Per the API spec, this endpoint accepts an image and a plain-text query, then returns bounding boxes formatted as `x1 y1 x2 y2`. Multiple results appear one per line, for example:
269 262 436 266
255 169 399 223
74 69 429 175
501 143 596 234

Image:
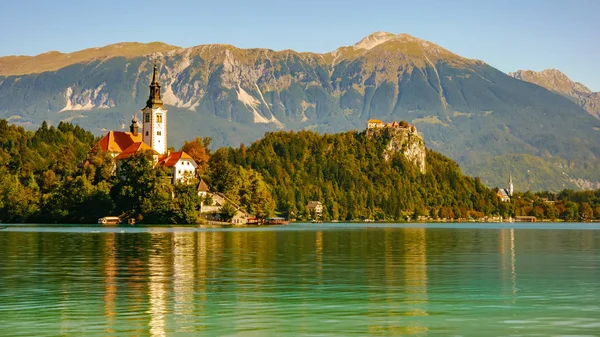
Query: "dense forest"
0 119 599 223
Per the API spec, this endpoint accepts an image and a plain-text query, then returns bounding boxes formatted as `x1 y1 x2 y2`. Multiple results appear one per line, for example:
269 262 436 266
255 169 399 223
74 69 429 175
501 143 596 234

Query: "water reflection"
173 232 195 333
402 228 428 334
1 225 599 336
316 231 323 284
148 233 170 337
103 233 117 334
499 228 518 299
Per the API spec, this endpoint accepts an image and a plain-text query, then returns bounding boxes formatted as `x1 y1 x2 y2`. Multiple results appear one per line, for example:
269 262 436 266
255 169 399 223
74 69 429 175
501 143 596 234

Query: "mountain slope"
0 42 180 76
1 33 600 191
509 69 600 119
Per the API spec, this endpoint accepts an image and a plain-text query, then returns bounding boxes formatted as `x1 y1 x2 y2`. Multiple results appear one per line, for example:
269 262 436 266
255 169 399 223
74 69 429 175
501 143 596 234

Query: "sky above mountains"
2 0 599 91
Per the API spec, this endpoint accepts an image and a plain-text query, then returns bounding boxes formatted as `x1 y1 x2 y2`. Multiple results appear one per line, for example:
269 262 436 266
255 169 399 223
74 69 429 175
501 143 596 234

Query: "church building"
95 61 197 184
497 175 514 202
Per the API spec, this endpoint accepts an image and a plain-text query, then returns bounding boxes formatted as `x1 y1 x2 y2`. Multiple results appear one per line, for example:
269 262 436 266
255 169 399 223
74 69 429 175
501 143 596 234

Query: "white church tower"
508 174 514 197
142 61 167 155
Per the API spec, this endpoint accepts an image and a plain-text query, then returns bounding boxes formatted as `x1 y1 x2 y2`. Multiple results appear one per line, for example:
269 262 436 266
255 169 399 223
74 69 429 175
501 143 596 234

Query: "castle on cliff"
367 119 417 133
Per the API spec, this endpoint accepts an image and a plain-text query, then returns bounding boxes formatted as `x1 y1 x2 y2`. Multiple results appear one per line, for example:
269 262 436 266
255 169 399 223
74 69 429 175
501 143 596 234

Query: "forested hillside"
1 120 599 223
214 129 503 220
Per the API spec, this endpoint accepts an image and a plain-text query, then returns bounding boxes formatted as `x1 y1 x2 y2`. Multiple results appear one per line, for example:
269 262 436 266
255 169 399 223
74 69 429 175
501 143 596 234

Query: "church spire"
151 60 158 84
146 60 163 109
508 174 514 197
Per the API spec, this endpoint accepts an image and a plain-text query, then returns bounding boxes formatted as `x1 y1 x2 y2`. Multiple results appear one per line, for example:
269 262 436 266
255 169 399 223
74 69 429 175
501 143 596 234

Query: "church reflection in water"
148 233 170 337
499 228 518 300
172 232 195 332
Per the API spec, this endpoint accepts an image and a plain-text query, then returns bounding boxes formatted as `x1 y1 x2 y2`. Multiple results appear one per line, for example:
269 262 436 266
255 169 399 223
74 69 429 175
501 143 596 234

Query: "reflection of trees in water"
316 231 323 285
103 233 117 334
400 228 429 335
9 227 600 336
365 228 429 335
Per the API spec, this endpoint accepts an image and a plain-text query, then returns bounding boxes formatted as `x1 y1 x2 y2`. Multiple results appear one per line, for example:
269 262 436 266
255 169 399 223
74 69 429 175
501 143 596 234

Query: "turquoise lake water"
0 223 599 336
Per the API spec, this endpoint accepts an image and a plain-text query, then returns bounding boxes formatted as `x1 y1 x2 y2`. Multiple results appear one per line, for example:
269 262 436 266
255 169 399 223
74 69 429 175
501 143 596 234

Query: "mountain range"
1 32 600 192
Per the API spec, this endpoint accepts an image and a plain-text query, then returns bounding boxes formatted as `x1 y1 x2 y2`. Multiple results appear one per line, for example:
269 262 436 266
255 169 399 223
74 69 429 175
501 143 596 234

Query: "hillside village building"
307 201 323 218
94 62 197 184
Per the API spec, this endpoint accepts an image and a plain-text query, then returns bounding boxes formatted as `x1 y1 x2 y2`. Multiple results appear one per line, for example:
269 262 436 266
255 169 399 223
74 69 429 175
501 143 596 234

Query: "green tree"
220 202 237 222
171 181 203 224
561 202 580 221
111 151 174 223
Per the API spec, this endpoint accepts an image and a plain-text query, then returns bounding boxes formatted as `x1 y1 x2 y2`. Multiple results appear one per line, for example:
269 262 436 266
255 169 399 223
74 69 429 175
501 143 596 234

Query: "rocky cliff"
367 122 426 174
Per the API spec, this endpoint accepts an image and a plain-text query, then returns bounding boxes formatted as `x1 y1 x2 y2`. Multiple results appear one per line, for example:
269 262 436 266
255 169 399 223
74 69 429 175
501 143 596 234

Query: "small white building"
158 151 198 185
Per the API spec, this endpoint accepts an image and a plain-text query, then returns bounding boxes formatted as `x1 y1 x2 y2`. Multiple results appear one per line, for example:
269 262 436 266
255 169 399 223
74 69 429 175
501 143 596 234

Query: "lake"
1 223 599 336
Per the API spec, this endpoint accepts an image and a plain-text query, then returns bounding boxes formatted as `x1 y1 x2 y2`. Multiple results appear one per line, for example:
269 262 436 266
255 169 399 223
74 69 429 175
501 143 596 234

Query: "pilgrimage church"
95 62 197 184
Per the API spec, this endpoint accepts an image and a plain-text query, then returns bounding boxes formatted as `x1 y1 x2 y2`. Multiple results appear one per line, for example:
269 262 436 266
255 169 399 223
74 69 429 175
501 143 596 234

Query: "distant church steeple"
508 174 514 197
142 60 168 155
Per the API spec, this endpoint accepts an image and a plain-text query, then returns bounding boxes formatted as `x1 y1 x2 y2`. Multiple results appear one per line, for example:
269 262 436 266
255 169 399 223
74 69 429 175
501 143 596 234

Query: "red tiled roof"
114 142 158 160
157 151 196 168
97 131 142 153
198 178 210 192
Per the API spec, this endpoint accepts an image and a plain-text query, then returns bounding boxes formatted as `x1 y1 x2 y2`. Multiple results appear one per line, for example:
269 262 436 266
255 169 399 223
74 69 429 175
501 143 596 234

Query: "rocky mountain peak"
509 69 592 94
353 31 397 50
509 68 599 119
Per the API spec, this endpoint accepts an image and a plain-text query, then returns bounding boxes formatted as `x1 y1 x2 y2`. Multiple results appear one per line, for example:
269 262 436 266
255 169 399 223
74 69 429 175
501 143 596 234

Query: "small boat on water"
98 216 121 225
265 217 290 225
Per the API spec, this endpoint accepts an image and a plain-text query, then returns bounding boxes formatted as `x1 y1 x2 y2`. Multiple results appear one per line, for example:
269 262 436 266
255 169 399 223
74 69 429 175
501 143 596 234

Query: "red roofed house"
93 61 198 185
96 122 142 157
114 142 159 161
157 151 198 184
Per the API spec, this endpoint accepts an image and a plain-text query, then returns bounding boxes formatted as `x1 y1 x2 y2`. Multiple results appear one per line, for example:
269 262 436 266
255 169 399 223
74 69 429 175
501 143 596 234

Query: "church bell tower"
142 61 167 155
508 174 514 197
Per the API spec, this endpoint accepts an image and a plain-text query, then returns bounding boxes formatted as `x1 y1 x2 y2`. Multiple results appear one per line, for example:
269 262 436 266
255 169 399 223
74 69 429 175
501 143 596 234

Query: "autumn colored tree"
181 137 211 175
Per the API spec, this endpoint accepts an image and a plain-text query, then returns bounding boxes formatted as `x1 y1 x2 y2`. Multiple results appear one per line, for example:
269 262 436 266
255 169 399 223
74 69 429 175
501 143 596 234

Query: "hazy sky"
2 0 599 90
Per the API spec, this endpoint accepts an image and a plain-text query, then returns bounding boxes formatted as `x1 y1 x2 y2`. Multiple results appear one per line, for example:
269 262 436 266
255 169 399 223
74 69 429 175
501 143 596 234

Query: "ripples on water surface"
0 223 599 336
